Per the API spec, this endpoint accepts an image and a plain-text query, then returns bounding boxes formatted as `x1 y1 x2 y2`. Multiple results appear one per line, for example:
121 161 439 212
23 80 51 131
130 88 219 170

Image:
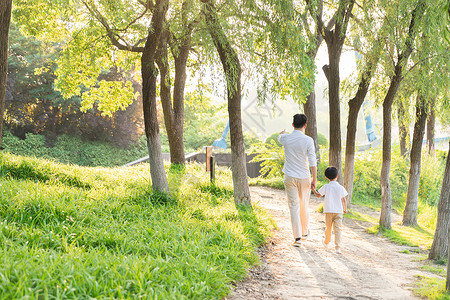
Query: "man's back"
278 130 316 179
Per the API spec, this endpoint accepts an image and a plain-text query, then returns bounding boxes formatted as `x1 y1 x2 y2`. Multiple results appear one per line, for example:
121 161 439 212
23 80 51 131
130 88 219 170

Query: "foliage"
180 90 227 151
317 132 328 148
6 24 143 147
0 152 273 298
414 275 450 300
250 139 284 178
248 177 284 190
1 130 149 167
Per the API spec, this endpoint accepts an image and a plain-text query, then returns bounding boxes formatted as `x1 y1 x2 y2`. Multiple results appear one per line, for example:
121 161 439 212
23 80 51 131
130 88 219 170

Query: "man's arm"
310 166 317 190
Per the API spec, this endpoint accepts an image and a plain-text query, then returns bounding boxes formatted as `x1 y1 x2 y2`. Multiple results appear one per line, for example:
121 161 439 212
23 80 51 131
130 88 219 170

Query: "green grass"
414 275 450 300
248 177 284 189
367 223 433 249
420 264 447 276
0 152 274 298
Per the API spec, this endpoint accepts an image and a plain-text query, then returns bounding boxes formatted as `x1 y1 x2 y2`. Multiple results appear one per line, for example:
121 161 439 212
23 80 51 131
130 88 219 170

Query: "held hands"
280 129 287 134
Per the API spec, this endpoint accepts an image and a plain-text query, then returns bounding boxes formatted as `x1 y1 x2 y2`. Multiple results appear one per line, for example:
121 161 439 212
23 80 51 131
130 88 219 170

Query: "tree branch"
81 0 144 53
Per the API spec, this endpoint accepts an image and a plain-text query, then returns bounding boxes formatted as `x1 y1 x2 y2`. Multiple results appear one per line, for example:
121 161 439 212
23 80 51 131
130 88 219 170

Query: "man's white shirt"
278 130 317 179
318 181 348 213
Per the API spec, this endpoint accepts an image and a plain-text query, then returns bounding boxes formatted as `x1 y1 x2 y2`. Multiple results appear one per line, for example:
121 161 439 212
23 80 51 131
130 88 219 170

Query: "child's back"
313 167 348 253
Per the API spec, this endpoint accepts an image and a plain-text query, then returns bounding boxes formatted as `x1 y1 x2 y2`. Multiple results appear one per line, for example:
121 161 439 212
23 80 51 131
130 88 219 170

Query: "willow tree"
429 142 450 261
156 1 199 166
199 0 250 205
399 2 450 226
14 0 170 192
342 1 387 203
378 0 426 229
306 0 355 184
300 1 336 163
0 0 12 148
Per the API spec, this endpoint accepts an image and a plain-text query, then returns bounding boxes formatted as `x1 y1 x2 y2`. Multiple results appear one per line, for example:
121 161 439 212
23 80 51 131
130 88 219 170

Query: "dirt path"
227 186 431 300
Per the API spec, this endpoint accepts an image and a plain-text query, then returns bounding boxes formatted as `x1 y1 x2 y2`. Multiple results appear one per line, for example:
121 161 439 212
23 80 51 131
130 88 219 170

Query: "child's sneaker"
292 238 302 247
336 249 342 254
322 240 329 249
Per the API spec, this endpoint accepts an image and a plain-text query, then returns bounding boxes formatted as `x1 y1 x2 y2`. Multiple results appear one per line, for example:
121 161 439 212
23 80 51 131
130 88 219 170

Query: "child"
312 167 348 254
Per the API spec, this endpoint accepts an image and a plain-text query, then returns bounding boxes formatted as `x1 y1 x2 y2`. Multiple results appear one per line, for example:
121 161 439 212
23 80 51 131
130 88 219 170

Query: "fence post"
205 146 213 171
210 156 215 184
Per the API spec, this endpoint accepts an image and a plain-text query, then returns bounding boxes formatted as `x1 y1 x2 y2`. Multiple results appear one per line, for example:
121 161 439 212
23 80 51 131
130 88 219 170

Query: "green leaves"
81 80 136 117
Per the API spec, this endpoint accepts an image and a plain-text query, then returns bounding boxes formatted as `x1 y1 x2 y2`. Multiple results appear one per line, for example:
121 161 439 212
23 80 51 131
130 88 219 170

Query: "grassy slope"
0 153 274 299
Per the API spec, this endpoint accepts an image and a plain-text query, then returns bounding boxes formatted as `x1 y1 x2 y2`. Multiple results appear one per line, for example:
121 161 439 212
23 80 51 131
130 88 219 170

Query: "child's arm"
312 188 322 198
341 196 347 213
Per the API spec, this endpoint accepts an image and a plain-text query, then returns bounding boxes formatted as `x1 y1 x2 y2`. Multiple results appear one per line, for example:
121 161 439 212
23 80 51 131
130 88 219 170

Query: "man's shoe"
292 238 302 247
302 230 310 240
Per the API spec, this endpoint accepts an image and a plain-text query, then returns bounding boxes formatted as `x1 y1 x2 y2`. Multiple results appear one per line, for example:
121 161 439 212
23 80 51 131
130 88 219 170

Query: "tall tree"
15 0 171 192
307 0 355 184
139 0 170 192
343 30 381 203
300 1 337 164
0 0 12 148
201 0 250 205
426 104 435 154
402 94 427 225
379 0 426 229
397 100 410 157
156 1 197 166
429 141 450 261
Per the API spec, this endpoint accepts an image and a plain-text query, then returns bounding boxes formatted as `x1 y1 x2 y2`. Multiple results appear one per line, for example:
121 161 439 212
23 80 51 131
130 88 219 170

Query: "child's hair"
324 167 338 180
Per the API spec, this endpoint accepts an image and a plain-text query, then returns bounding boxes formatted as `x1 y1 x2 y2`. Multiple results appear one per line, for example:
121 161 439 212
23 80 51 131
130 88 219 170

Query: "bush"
1 130 149 167
250 139 284 178
317 132 328 147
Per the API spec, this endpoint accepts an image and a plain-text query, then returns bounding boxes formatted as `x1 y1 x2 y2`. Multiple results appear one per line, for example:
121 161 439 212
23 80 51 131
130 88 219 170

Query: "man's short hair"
293 114 307 128
324 167 338 180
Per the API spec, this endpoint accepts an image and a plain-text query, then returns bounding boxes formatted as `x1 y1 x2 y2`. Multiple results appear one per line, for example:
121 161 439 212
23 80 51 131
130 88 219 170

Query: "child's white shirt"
318 181 348 213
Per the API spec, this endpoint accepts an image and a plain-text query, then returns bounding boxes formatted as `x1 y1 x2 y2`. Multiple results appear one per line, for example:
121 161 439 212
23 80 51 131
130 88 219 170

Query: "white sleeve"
278 134 286 145
341 186 348 197
307 138 317 167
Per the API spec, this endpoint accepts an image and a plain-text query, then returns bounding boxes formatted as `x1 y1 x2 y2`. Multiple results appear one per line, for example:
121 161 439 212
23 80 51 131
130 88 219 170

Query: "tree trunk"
141 0 169 193
380 75 402 229
321 0 354 186
202 0 251 206
398 101 410 157
402 95 427 226
429 141 450 261
447 225 450 292
426 104 435 155
379 0 425 230
323 54 343 185
344 49 379 204
304 91 320 164
0 0 12 148
156 28 188 166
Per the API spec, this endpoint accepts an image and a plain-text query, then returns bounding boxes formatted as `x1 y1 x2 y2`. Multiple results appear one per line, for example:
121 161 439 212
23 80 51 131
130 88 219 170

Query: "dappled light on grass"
0 154 273 298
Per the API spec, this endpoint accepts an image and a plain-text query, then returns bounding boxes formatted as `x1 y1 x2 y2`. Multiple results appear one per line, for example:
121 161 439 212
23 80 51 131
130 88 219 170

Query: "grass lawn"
0 152 274 299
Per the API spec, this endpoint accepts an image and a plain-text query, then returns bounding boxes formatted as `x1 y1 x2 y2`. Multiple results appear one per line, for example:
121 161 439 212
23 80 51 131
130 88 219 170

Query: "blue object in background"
355 50 377 143
213 121 230 150
362 101 377 142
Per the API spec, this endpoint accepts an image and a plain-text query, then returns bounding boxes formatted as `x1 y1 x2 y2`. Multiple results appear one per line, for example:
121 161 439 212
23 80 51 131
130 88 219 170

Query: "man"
278 113 317 247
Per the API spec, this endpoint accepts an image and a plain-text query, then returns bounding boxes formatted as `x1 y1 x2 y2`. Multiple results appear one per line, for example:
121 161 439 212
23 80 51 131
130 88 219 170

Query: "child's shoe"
322 240 329 249
336 248 342 254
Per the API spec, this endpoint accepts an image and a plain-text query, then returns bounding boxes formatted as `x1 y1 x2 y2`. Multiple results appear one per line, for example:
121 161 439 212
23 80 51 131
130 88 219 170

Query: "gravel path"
227 186 430 300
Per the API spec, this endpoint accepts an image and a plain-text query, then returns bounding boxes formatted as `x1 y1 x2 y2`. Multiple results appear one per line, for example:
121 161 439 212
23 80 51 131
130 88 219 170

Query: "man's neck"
294 127 305 133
